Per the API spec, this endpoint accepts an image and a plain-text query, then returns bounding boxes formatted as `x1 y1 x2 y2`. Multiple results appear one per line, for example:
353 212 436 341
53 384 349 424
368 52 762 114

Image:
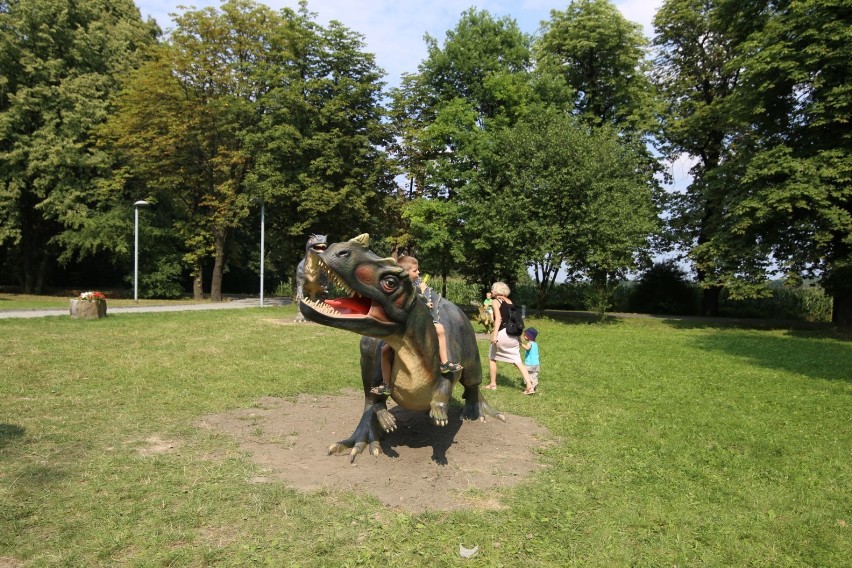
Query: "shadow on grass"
676 327 851 383
661 316 843 334
536 310 623 326
382 406 464 465
0 423 25 448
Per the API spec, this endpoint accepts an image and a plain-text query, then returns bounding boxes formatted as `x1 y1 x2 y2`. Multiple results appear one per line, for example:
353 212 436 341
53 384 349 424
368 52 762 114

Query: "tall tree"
538 0 658 134
104 1 393 299
388 8 536 278
707 0 852 324
0 0 158 292
247 8 395 253
390 8 534 201
104 0 273 300
652 0 765 315
465 110 658 312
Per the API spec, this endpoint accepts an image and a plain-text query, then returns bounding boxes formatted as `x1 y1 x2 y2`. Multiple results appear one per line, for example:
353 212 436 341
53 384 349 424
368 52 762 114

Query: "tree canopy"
0 0 847 324
0 0 159 292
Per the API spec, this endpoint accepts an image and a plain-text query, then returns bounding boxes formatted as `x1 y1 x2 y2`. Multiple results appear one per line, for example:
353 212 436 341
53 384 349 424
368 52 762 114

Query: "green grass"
1 306 849 566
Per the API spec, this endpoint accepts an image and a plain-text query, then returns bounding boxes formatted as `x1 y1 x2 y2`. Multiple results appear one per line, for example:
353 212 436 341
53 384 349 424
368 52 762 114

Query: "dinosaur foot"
327 403 387 462
461 391 506 423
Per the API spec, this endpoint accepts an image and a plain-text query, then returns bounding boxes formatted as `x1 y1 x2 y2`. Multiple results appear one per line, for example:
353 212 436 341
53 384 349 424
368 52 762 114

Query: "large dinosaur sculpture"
298 234 505 461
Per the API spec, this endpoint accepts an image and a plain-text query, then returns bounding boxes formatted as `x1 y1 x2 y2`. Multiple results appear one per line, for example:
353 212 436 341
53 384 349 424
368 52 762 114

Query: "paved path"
0 297 291 319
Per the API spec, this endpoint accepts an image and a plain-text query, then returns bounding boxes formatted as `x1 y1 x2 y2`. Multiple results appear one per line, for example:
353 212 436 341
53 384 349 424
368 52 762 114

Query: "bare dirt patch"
137 435 180 456
199 391 553 513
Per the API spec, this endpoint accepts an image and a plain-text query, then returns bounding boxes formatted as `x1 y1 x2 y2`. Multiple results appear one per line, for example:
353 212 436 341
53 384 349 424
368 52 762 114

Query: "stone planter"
70 299 107 319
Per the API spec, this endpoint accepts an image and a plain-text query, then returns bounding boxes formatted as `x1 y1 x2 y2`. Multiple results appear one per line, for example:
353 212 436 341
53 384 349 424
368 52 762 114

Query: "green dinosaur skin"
298 234 505 461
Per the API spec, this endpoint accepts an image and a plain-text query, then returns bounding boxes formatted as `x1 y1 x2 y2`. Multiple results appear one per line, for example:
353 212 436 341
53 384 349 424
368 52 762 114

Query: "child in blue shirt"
520 327 540 393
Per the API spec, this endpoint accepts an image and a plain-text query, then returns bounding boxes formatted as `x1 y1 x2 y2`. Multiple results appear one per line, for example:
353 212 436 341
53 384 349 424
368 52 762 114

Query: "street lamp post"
133 200 149 302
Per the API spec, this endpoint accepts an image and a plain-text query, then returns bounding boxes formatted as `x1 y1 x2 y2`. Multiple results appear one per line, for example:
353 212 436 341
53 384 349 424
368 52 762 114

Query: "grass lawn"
1 305 849 566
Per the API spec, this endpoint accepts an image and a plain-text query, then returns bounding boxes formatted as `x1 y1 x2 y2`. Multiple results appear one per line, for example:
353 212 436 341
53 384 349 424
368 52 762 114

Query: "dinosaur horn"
348 234 370 247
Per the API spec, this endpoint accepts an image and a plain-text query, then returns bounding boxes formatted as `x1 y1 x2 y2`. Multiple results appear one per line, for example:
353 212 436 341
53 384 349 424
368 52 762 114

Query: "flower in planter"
79 291 106 302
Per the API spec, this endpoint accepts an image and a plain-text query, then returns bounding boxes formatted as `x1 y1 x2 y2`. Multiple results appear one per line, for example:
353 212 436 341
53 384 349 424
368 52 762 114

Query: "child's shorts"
526 365 539 387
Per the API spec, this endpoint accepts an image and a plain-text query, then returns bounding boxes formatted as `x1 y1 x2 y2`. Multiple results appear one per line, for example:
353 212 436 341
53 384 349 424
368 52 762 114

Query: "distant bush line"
276 274 832 323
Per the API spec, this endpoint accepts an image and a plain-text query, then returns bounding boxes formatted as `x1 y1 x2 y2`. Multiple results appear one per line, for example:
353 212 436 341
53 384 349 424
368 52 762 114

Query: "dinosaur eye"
336 250 351 259
381 275 399 293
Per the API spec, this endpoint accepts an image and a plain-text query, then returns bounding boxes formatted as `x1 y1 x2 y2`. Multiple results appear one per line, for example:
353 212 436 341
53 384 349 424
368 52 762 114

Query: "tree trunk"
825 261 852 327
701 285 721 317
209 228 229 302
832 292 851 327
192 262 204 300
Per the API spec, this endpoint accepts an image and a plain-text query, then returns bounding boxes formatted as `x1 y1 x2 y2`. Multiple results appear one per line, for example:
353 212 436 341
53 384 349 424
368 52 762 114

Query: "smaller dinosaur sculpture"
294 234 328 322
298 234 505 461
472 301 494 334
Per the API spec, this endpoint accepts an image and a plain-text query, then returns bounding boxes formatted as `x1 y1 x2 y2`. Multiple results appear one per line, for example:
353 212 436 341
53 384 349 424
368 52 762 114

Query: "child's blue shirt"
524 340 540 365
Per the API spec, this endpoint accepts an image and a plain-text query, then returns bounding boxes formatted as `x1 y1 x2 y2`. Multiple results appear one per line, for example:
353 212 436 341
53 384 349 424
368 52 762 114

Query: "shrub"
137 255 185 299
630 261 700 315
719 282 832 322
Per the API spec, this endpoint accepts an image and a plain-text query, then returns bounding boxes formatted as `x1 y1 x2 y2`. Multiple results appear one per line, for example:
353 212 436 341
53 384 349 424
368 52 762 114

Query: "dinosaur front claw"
430 401 449 426
376 407 397 433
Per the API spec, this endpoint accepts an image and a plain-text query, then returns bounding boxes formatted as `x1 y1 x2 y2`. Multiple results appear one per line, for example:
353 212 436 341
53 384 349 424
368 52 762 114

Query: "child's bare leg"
435 322 462 373
516 362 535 393
435 323 449 364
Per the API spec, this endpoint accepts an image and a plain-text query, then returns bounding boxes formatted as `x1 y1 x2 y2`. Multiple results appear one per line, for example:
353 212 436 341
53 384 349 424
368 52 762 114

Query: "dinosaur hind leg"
461 384 506 423
328 404 385 462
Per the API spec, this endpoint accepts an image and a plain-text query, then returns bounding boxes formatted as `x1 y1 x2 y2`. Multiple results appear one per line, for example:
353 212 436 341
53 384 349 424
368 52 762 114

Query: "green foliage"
537 0 658 133
712 0 852 323
101 1 394 300
402 198 465 280
439 276 480 306
273 280 294 299
719 282 833 323
653 0 851 324
0 0 159 292
467 111 659 311
137 254 185 299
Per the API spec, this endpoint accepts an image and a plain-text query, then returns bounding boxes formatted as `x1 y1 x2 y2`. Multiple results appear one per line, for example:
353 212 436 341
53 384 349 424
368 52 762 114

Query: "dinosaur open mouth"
299 256 390 323
301 294 389 322
323 296 371 315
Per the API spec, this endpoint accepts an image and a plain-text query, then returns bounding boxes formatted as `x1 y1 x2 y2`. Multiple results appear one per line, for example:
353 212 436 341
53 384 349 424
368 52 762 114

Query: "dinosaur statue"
298 234 505 461
472 301 495 334
294 234 328 322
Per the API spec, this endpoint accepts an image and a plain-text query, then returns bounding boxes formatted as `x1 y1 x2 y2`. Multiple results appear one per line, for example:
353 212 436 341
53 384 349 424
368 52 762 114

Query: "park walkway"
0 296 290 319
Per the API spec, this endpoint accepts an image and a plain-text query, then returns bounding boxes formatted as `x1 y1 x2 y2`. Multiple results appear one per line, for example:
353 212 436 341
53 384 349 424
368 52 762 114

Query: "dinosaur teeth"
316 261 354 296
302 297 340 316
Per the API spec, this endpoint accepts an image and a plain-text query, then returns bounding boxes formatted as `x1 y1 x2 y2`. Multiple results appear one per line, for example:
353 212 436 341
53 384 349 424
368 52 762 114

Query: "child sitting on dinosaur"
371 255 462 396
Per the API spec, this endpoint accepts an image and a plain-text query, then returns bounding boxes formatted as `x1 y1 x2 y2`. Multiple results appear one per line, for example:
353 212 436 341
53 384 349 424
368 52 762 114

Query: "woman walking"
486 281 535 394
